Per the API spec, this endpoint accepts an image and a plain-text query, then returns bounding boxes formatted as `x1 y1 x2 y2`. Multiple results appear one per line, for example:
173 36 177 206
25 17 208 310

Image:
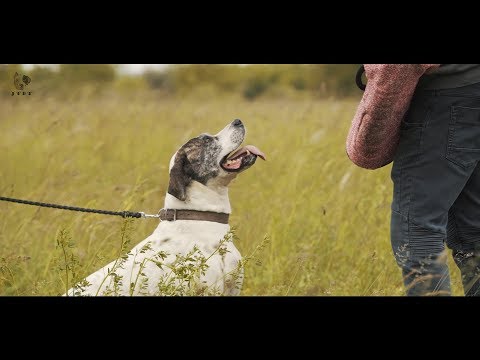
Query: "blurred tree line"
1 64 361 99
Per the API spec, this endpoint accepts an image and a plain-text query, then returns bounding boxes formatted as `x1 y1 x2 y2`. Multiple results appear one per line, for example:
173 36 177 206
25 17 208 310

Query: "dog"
66 119 265 296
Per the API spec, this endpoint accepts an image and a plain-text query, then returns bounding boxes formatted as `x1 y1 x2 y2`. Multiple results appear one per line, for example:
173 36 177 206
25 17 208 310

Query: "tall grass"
0 91 464 295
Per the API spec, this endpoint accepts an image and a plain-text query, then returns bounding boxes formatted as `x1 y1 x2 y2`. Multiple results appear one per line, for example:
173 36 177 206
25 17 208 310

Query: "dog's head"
168 119 266 201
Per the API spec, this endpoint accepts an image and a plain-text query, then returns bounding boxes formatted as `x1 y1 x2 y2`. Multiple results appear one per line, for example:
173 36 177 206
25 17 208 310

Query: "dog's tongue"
228 145 266 161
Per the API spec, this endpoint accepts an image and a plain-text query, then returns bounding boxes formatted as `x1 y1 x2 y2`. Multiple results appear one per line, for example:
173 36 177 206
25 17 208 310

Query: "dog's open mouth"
221 145 266 172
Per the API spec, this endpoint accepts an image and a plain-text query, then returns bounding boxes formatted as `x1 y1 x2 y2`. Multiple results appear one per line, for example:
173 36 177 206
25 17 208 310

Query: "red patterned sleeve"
346 64 440 169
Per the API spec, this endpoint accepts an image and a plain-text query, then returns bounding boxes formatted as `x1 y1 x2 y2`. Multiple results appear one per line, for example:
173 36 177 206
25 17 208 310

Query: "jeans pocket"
396 120 425 162
400 94 432 129
446 106 480 169
396 97 431 158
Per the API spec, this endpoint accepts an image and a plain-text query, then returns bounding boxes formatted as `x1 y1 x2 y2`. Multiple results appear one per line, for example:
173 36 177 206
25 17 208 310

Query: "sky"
116 64 170 74
21 64 170 75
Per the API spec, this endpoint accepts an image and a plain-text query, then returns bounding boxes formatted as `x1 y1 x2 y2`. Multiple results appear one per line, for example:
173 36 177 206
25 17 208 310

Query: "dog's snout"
232 119 243 127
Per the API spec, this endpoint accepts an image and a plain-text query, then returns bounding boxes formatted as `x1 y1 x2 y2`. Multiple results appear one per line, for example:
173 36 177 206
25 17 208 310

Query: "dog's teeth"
224 157 243 168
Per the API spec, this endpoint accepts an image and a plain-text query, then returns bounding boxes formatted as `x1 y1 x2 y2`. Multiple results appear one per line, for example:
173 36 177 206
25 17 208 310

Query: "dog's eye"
199 134 214 141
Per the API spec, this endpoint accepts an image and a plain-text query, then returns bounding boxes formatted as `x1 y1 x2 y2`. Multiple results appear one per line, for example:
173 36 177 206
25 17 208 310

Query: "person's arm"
346 64 440 169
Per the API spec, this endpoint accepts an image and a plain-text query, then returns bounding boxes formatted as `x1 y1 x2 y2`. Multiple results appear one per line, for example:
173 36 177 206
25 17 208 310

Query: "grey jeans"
391 81 480 296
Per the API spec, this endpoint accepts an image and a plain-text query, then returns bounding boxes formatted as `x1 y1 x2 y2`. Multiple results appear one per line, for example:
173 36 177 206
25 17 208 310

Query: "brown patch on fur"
168 148 189 201
167 136 221 201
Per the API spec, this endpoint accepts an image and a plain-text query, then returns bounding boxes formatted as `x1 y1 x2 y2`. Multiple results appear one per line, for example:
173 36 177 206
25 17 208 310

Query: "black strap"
356 65 366 91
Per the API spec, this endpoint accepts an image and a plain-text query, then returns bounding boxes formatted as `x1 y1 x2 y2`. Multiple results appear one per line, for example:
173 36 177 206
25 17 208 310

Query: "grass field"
0 91 464 295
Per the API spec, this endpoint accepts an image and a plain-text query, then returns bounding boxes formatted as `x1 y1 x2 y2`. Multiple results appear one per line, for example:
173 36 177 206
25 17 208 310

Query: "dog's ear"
168 150 190 201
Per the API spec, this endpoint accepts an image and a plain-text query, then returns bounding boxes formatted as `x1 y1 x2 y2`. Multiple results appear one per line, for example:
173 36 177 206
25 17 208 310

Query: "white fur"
66 122 246 296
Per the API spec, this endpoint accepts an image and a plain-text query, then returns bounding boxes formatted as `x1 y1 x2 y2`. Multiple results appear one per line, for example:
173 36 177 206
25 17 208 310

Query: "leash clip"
139 211 161 219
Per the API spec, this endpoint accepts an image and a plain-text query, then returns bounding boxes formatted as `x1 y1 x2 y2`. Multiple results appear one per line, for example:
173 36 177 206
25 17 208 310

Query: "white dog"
66 119 265 296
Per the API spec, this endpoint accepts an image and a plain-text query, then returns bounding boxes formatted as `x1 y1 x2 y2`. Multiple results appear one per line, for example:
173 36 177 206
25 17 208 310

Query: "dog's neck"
164 180 232 214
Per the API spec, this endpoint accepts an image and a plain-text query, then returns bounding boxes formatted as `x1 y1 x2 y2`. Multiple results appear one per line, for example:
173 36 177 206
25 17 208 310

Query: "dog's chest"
78 220 242 296
134 221 242 295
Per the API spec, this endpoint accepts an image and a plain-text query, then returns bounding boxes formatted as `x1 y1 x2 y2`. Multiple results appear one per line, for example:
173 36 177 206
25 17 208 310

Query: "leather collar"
159 209 229 224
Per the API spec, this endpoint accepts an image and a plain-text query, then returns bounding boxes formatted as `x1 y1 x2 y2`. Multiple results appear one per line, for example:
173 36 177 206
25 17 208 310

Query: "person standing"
347 64 480 296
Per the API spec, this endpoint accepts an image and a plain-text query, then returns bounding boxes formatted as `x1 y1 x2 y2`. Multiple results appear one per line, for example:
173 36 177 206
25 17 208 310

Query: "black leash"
0 196 159 219
356 65 366 91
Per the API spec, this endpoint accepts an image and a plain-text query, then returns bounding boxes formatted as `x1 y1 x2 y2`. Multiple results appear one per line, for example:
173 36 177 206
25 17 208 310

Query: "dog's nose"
232 119 243 127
